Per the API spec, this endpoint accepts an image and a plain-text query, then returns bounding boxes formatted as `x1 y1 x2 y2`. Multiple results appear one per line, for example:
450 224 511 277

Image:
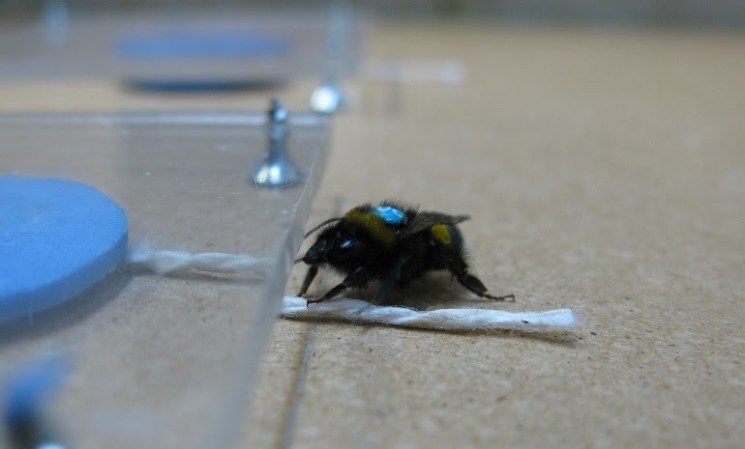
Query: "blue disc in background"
116 30 290 60
0 177 128 323
115 30 291 91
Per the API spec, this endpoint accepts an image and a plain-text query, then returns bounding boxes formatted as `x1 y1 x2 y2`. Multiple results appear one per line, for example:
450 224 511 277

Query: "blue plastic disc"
116 30 290 60
115 30 290 91
0 177 128 323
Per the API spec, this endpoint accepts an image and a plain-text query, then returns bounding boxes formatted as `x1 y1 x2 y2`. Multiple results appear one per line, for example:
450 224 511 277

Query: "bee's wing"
405 212 470 236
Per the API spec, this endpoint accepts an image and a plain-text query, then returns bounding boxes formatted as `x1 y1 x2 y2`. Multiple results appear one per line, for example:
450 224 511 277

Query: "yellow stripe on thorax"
344 209 396 246
431 223 452 246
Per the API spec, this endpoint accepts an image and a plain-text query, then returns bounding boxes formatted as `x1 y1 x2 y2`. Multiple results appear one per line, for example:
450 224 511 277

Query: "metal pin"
252 98 304 188
310 83 343 115
2 356 69 449
41 0 69 44
310 2 350 114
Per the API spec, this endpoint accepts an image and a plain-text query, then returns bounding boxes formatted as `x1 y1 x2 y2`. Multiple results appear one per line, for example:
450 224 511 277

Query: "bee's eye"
339 239 354 250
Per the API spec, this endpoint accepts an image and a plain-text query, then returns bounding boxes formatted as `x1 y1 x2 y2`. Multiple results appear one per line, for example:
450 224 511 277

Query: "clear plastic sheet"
0 9 364 84
0 111 329 449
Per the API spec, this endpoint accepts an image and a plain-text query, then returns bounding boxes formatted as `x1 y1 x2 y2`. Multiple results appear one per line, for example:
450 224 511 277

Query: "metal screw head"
268 98 288 123
251 151 304 188
252 99 305 188
310 84 343 114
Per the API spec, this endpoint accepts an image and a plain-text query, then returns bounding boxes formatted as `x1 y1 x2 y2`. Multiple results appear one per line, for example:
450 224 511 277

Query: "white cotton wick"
281 296 577 332
125 243 579 333
127 244 265 275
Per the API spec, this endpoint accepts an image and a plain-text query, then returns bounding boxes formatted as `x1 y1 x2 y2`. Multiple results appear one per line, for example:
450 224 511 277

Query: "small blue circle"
372 205 406 224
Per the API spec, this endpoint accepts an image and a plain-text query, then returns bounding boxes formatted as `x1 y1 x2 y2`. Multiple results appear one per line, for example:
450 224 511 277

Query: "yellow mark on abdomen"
431 224 451 246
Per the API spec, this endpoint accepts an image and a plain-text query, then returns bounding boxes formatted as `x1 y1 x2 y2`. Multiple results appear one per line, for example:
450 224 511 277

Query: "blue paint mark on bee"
371 205 406 224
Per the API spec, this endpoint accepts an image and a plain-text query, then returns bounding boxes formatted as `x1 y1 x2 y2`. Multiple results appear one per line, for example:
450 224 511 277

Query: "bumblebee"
297 201 514 305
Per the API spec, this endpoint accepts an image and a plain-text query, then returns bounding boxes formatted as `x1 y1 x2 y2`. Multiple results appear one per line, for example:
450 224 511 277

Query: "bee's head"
302 224 364 265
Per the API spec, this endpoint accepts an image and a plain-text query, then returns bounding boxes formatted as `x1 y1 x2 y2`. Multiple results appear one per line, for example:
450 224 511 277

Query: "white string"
126 244 578 332
281 296 577 332
126 243 265 275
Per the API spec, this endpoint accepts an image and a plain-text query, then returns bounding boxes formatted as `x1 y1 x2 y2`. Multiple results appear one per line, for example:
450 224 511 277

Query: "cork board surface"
1 21 743 449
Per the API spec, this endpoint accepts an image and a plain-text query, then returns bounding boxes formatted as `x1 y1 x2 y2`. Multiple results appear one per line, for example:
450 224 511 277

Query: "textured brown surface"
248 24 745 449
2 22 744 449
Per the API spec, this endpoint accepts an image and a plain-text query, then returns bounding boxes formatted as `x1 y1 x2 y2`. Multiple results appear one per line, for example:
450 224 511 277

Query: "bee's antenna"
303 217 342 238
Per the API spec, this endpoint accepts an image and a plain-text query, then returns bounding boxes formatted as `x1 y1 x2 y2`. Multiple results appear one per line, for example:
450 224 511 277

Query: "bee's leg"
374 277 398 305
306 267 370 305
446 252 515 302
297 265 319 297
374 254 421 305
458 273 515 302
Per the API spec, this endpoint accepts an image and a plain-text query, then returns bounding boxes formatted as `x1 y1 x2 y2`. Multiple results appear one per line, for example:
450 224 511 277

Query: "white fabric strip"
281 296 577 332
127 245 264 275
126 245 578 332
